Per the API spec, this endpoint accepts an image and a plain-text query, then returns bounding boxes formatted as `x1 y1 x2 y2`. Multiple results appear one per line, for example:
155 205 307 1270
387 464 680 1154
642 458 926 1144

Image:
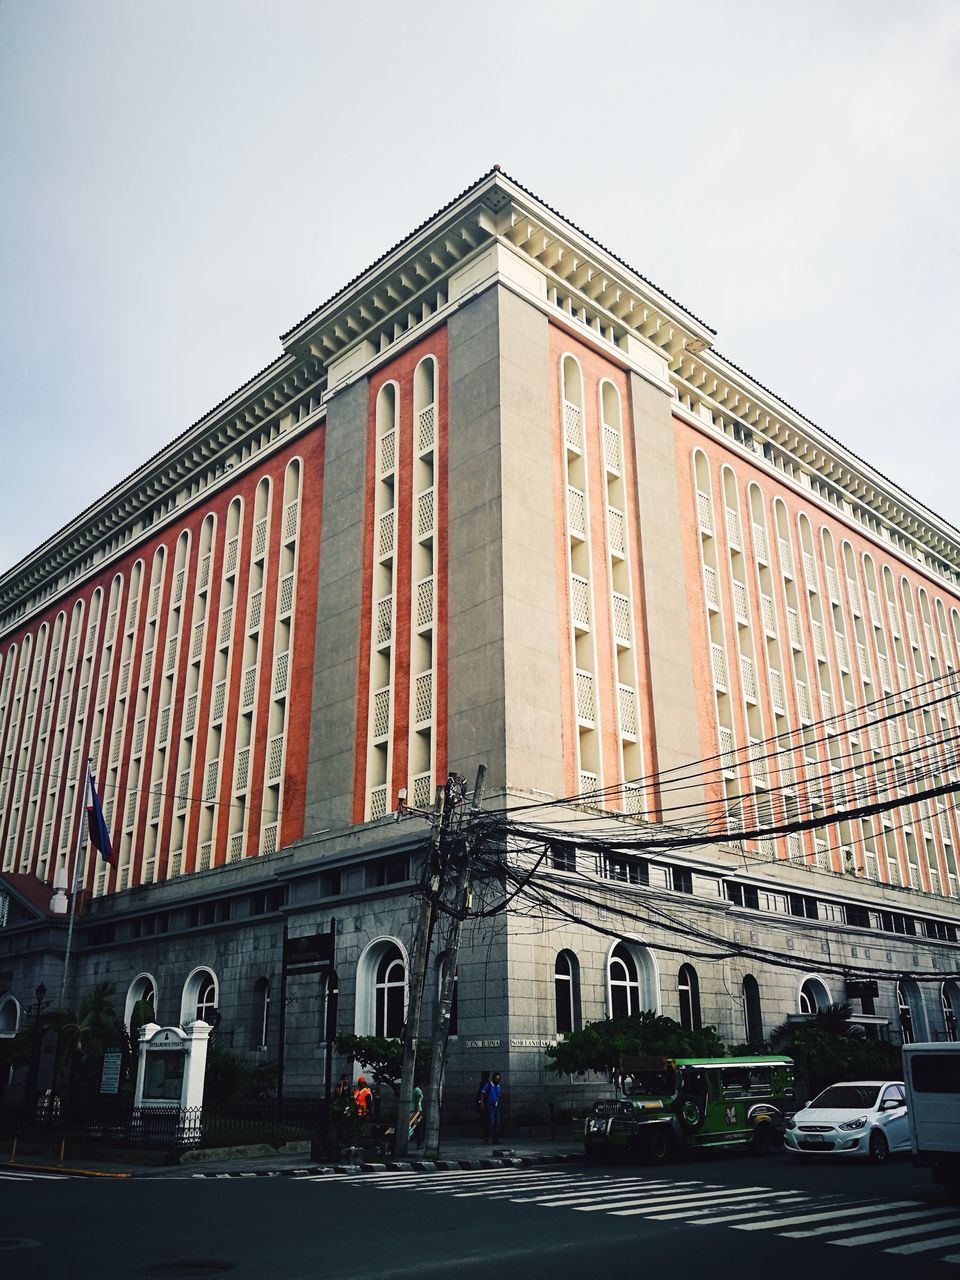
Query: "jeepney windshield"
624 1069 677 1097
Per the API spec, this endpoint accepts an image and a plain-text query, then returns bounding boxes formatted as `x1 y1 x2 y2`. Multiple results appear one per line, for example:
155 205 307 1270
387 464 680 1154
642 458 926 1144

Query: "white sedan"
783 1080 910 1162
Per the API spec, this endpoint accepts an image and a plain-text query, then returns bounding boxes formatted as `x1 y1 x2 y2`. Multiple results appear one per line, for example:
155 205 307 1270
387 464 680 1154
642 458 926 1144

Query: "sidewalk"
4 1135 585 1180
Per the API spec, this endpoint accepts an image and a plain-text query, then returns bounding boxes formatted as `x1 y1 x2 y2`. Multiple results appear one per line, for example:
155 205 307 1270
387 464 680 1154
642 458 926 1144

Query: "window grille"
273 651 289 696
752 523 769 564
575 669 595 725
76 684 88 717
578 771 598 798
760 594 776 634
835 631 849 670
267 734 284 782
718 724 735 774
118 867 129 890
111 727 123 764
695 490 713 535
240 665 257 711
603 425 621 474
376 595 393 646
811 619 826 660
119 661 131 697
788 833 803 862
235 747 250 792
618 684 638 739
176 770 191 812
197 842 212 873
211 680 226 723
570 575 590 630
847 577 862 614
563 400 582 453
725 508 741 549
925 622 938 656
733 580 749 624
141 647 154 681
191 623 205 661
165 636 178 673
567 487 586 540
887 599 901 636
622 784 643 815
749 739 767 786
608 508 626 557
787 608 801 649
803 551 817 588
284 500 299 542
857 642 871 680
150 782 163 821
224 537 239 577
204 758 219 801
278 573 295 617
219 606 233 647
740 655 757 702
822 689 834 722
778 537 794 577
612 592 631 645
228 833 244 863
105 611 118 644
373 687 390 739
415 576 434 630
66 635 78 667
412 771 433 810
703 566 719 611
378 509 395 559
867 589 881 625
124 789 138 829
248 589 263 632
414 671 433 726
770 669 785 713
127 597 139 633
711 643 727 691
133 717 146 756
417 488 435 540
368 788 387 822
795 680 811 722
254 518 268 560
825 565 839 601
158 705 170 745
417 404 435 454
198 553 211 592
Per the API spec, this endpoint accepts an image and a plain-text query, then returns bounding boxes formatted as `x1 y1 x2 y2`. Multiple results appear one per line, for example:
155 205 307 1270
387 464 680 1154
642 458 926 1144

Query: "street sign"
100 1048 123 1094
845 979 879 1000
284 931 334 974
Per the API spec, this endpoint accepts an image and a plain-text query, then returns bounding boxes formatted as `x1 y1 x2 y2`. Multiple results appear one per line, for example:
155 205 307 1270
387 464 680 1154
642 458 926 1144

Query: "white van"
902 1042 960 1197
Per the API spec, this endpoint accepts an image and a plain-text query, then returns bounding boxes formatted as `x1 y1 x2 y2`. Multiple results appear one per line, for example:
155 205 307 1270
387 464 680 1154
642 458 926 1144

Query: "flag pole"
59 759 93 1009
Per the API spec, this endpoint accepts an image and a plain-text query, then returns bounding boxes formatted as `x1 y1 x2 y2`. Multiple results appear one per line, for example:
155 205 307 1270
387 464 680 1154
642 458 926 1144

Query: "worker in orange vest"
353 1076 372 1117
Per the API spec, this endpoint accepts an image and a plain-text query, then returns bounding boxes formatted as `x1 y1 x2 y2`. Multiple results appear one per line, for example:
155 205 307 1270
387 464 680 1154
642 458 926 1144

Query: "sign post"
134 1021 213 1141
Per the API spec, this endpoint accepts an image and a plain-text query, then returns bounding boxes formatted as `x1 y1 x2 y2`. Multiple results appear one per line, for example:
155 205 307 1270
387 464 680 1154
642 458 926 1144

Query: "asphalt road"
2 1149 958 1280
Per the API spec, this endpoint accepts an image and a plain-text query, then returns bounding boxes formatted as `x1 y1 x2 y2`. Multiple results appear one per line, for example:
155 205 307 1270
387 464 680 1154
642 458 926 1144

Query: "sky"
1 0 958 574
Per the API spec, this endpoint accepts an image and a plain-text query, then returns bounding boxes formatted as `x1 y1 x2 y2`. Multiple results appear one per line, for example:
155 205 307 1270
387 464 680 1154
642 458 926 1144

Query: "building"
2 168 959 1118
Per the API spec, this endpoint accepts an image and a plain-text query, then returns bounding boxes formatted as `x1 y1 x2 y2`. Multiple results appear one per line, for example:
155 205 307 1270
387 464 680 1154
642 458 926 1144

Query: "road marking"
648 1192 814 1221
508 1180 704 1205
886 1231 960 1255
0 1169 69 1181
833 1214 960 1248
732 1201 917 1231
604 1187 772 1216
781 1207 950 1239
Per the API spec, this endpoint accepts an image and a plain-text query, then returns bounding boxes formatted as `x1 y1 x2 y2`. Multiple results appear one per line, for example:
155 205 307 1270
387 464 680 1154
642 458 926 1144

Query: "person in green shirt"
409 1084 425 1147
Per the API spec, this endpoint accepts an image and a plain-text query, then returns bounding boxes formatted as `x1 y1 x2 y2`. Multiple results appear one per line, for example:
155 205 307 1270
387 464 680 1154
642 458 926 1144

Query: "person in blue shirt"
481 1072 502 1144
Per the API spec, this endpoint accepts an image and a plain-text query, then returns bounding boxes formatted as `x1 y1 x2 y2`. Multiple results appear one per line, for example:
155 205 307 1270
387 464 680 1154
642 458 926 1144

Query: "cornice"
3 168 959 638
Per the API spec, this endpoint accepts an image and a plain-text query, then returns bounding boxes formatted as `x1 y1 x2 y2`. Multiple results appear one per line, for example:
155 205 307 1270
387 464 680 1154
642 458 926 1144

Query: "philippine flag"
86 773 114 863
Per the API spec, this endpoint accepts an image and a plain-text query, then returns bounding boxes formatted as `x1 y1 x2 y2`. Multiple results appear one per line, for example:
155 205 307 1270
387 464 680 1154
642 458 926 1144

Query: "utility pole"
422 764 486 1159
394 787 444 1156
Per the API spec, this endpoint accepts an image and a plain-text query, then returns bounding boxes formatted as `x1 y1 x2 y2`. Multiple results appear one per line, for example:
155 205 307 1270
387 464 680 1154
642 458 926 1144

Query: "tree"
545 1012 725 1079
335 1034 432 1096
771 1002 900 1097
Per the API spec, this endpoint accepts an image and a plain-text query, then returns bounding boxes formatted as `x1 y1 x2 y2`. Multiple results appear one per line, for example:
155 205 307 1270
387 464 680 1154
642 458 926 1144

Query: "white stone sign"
134 1021 212 1113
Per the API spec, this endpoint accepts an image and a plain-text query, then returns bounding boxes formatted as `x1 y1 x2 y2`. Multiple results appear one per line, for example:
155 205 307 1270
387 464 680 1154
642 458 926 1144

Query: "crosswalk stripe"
732 1200 917 1231
515 1184 707 1209
602 1187 772 1217
782 1207 949 1240
652 1196 814 1225
508 1180 703 1205
647 1192 813 1221
886 1231 960 1255
833 1214 960 1248
450 1176 631 1199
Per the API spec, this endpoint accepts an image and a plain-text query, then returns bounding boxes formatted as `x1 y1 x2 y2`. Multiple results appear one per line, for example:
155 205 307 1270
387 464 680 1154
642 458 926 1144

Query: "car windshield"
810 1085 881 1110
624 1070 676 1097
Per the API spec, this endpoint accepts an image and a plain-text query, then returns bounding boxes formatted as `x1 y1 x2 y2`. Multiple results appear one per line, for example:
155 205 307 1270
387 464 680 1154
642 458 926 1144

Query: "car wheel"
644 1128 674 1165
676 1092 705 1134
869 1131 889 1164
750 1124 772 1156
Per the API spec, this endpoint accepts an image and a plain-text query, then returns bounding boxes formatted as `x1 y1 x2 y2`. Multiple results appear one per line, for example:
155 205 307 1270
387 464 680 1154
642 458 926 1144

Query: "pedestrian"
409 1084 425 1147
333 1073 351 1102
352 1075 372 1117
481 1071 502 1145
475 1071 490 1139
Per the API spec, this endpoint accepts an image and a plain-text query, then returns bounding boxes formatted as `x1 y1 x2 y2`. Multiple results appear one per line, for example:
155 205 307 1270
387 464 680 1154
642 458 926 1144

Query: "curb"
187 1152 583 1180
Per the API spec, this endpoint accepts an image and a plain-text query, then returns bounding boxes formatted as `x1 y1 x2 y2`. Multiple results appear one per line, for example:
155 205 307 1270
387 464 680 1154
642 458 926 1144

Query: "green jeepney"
583 1054 795 1163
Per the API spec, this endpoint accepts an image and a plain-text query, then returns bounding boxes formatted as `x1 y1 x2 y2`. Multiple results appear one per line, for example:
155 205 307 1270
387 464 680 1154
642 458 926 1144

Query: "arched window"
181 967 219 1026
0 995 20 1038
898 978 925 1044
677 965 701 1032
124 974 158 1028
608 941 658 1019
376 945 406 1038
798 977 831 1015
942 980 960 1041
253 978 270 1049
555 951 581 1035
742 975 763 1046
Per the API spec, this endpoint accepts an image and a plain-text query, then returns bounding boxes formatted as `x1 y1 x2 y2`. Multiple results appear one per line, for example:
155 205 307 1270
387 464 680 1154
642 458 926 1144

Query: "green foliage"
771 1002 899 1095
334 1034 433 1096
203 1042 278 1106
545 1012 725 1078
